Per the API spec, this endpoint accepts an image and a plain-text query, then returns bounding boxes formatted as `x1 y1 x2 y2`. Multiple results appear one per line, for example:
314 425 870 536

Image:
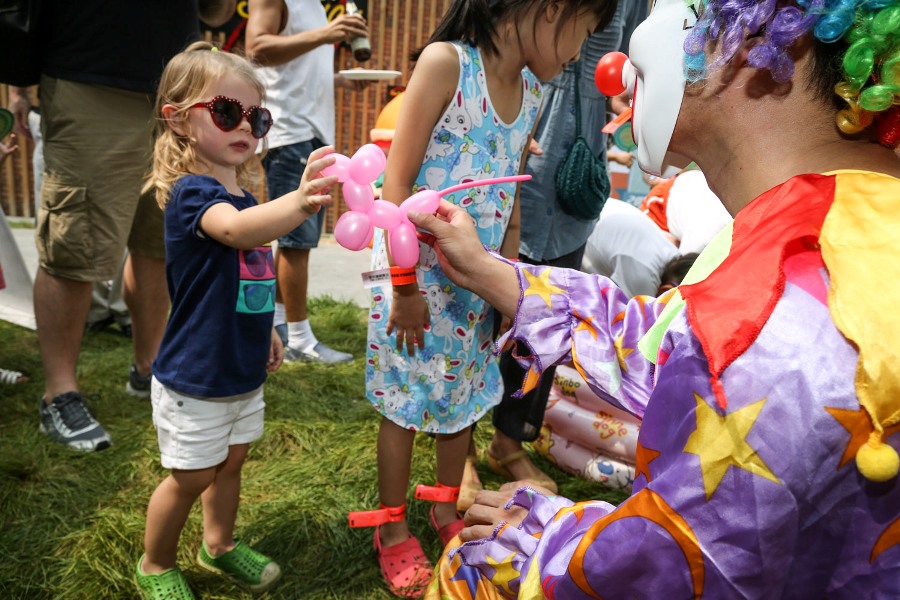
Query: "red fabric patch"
679 174 836 409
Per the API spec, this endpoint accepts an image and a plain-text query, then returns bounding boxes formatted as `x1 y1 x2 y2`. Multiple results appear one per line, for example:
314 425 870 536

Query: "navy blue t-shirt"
153 175 275 397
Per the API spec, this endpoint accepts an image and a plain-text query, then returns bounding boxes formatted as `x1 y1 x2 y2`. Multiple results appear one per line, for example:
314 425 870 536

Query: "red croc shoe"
415 482 466 546
374 529 432 598
429 505 465 546
349 503 432 598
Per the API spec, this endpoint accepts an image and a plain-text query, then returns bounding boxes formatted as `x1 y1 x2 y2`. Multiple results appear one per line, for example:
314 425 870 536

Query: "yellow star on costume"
486 552 520 596
683 393 779 500
614 334 634 372
522 268 565 309
573 310 598 340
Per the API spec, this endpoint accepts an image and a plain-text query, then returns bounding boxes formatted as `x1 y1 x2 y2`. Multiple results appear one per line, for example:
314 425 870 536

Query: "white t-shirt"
665 170 732 255
256 0 335 149
582 199 680 297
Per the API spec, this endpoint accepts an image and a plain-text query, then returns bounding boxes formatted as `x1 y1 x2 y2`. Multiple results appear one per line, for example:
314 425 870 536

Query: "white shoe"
284 342 353 364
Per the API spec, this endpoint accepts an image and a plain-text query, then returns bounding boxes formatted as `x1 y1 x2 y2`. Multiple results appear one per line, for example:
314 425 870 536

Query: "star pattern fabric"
425 172 900 599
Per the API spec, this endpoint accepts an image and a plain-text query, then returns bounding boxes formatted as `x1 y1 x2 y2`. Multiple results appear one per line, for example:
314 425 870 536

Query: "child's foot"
196 539 282 593
135 555 196 600
375 528 432 598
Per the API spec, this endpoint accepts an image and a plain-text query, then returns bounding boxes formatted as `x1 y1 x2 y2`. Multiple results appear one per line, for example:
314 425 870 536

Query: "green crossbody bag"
555 62 611 221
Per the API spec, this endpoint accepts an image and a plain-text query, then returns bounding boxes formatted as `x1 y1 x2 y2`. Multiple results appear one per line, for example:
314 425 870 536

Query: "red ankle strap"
348 503 406 528
414 482 460 503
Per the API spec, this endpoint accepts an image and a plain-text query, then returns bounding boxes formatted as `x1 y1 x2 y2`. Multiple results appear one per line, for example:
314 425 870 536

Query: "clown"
412 0 900 596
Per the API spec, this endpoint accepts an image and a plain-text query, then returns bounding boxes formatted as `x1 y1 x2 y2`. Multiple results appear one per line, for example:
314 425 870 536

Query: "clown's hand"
409 200 521 317
407 200 488 291
459 481 556 542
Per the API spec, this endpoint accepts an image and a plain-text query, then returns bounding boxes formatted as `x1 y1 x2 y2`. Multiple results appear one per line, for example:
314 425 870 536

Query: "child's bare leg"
201 444 249 556
434 426 470 526
143 466 217 573
377 417 416 546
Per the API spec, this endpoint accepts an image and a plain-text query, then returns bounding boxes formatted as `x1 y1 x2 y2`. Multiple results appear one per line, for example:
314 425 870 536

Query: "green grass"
0 297 627 599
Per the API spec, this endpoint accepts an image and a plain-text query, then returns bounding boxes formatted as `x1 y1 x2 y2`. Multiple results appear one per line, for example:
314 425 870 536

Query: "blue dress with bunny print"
365 41 542 433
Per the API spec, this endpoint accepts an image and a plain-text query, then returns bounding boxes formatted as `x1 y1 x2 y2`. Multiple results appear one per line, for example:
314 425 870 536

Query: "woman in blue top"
137 41 339 600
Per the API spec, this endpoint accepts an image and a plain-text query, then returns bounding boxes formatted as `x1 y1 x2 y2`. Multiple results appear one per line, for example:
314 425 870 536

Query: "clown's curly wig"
684 0 900 148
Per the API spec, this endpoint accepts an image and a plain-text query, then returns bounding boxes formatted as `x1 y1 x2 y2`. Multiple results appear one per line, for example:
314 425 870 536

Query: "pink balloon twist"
331 150 531 269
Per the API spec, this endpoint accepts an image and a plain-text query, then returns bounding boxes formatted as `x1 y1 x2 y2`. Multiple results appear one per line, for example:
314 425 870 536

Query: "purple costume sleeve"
495 258 671 419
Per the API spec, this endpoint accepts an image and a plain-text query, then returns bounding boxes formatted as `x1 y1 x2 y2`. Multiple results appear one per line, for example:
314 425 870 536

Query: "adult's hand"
409 201 520 316
335 73 371 92
459 481 556 542
8 87 33 140
320 14 368 45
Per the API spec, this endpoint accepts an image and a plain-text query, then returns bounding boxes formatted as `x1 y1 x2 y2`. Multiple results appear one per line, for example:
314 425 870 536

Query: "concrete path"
3 218 373 330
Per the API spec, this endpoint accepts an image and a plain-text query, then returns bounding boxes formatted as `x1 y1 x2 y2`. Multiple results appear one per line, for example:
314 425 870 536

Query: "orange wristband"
390 266 417 286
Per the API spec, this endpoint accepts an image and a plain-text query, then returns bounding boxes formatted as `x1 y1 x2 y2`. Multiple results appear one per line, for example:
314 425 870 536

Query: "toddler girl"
135 41 337 600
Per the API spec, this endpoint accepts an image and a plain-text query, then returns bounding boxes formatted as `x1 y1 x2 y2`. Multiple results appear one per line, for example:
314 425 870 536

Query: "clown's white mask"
610 0 703 176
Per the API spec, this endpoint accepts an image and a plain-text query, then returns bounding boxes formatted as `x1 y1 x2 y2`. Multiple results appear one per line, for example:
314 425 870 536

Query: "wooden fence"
0 0 454 232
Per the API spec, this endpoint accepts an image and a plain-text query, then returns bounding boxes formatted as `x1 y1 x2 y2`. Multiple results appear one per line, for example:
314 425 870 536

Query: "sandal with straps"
416 483 466 546
487 448 558 494
349 503 432 598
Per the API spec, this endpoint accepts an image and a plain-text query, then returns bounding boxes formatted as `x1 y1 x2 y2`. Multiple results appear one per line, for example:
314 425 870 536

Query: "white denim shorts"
150 377 265 470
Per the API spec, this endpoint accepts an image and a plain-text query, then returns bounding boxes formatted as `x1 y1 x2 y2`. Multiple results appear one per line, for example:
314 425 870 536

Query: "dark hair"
412 0 616 61
659 253 699 288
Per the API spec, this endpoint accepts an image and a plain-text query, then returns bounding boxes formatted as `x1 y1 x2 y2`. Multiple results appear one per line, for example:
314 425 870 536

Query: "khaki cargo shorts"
36 76 164 282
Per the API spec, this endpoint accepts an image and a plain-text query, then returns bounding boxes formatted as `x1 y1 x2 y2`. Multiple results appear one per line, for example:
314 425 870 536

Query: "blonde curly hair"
143 41 267 208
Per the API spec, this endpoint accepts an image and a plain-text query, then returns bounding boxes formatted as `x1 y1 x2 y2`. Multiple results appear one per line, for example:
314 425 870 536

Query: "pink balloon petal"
389 223 420 268
400 189 441 215
349 145 386 185
368 199 402 230
342 180 375 212
322 153 351 182
334 210 373 251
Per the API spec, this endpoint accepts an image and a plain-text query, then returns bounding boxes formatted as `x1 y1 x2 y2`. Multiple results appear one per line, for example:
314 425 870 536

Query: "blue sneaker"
39 391 112 452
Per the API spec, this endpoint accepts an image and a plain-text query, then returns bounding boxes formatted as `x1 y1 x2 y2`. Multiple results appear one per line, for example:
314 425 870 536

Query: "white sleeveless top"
256 0 335 148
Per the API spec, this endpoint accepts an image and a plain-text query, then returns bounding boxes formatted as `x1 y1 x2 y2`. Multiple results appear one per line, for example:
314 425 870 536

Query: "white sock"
274 302 286 327
287 319 318 352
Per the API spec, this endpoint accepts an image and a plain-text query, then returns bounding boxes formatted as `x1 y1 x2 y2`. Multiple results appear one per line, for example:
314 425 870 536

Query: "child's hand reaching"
267 328 284 373
296 145 341 216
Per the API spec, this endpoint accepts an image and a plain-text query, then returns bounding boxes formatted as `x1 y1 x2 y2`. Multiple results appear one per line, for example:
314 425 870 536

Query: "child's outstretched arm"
200 146 338 249
382 42 460 356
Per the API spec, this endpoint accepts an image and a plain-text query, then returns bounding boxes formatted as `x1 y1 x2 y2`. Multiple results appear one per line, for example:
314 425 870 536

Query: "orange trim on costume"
568 489 704 598
871 516 900 564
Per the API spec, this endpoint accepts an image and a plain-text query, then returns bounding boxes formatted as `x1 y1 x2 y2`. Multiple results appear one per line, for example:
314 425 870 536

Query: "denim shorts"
262 139 326 249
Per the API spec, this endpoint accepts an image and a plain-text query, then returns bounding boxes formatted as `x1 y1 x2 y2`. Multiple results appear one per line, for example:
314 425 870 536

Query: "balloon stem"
439 174 532 197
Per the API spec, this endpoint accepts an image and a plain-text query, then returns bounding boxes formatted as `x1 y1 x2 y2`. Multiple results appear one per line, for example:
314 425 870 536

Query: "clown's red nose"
595 51 628 97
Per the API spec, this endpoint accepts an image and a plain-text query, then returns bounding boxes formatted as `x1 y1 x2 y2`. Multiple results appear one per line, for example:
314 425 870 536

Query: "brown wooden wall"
0 0 455 232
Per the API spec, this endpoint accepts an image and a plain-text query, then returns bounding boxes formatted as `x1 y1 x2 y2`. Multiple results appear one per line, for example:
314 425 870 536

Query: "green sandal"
135 555 196 600
196 539 282 593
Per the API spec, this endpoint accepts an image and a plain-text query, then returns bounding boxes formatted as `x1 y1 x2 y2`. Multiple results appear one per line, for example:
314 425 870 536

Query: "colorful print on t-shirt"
236 244 275 314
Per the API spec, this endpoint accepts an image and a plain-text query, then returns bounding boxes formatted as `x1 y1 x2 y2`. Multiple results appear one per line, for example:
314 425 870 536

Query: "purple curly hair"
684 0 900 147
